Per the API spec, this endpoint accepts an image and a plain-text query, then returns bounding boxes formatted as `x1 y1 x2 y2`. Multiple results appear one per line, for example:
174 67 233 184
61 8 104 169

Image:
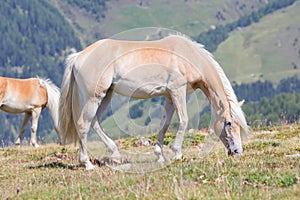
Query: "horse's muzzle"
228 148 243 156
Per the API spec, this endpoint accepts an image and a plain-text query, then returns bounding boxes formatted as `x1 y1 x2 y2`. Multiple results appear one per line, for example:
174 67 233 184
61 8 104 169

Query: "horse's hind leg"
154 96 175 162
15 113 31 146
77 97 103 170
93 88 120 158
170 86 188 160
30 107 42 147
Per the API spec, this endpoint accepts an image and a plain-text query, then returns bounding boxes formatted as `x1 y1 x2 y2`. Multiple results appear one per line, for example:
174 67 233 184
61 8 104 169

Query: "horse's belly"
1 105 25 114
0 102 31 114
112 65 174 98
113 80 168 99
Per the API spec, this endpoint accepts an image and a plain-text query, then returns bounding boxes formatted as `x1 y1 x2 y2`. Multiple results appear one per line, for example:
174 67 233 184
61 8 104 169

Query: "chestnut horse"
59 35 248 170
0 77 60 147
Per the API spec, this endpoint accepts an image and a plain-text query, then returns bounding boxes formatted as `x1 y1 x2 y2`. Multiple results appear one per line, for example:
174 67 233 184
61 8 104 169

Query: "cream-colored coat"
59 35 248 170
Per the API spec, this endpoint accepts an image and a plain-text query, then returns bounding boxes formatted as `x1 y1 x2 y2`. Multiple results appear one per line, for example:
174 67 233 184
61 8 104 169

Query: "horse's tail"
38 77 61 142
59 52 81 145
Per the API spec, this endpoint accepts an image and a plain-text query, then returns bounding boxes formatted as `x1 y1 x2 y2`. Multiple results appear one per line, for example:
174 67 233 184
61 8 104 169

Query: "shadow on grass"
28 162 80 170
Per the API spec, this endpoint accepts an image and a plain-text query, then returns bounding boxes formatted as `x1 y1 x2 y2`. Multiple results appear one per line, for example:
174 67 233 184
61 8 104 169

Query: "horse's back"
0 77 48 111
75 36 198 79
78 35 196 62
72 35 213 98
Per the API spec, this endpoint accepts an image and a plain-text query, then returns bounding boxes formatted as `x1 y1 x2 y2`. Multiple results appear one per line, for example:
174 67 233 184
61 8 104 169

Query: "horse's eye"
225 120 232 127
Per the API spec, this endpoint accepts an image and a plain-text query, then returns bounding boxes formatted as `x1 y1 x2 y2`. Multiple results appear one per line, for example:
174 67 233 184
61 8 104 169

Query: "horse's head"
214 118 243 156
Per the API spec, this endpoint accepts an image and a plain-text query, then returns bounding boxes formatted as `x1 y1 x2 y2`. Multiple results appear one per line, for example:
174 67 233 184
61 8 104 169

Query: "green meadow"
1 125 299 199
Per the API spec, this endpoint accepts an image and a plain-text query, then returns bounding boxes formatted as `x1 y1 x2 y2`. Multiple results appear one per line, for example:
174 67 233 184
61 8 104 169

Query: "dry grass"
1 125 299 199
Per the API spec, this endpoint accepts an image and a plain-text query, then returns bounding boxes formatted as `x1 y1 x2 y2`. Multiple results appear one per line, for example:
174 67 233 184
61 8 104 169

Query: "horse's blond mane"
169 35 249 135
204 51 249 136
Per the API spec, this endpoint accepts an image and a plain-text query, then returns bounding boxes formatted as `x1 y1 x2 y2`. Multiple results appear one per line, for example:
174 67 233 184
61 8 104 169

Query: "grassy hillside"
214 1 300 84
50 0 268 45
1 125 299 199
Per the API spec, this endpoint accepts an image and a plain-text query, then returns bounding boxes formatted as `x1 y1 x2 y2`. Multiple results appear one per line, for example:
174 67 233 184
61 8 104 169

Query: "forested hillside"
0 0 81 85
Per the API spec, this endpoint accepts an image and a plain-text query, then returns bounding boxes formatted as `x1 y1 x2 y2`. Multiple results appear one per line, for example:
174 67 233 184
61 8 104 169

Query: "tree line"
66 0 109 22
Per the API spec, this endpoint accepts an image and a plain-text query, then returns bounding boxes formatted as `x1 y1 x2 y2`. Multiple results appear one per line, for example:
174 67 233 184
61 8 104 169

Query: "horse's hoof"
111 151 121 158
172 153 183 162
85 163 95 170
157 157 167 162
154 144 163 154
171 146 183 160
15 138 21 146
32 143 40 148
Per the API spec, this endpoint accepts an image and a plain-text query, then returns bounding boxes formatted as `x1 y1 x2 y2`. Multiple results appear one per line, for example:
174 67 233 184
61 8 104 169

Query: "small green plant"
244 141 281 150
275 173 298 187
272 128 300 140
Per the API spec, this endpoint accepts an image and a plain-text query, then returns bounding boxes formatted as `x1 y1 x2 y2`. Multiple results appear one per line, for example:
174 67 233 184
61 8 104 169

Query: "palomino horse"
59 35 248 170
0 77 60 147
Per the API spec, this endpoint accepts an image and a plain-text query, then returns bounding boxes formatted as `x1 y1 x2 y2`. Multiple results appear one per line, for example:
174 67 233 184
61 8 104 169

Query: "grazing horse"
59 35 248 170
0 77 60 147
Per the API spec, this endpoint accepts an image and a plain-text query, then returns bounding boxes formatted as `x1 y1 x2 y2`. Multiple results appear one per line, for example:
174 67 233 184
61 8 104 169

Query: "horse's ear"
238 99 245 107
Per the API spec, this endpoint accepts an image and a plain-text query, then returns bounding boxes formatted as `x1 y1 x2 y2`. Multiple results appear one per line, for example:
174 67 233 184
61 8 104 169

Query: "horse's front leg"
15 113 31 146
30 108 42 147
154 96 174 162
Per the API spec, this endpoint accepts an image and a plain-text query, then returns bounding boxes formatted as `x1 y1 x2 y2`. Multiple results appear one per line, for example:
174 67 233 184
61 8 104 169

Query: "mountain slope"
50 0 268 45
214 1 300 84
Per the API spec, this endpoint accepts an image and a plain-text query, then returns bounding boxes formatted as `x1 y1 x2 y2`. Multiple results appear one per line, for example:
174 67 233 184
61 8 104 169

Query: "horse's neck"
199 73 231 120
